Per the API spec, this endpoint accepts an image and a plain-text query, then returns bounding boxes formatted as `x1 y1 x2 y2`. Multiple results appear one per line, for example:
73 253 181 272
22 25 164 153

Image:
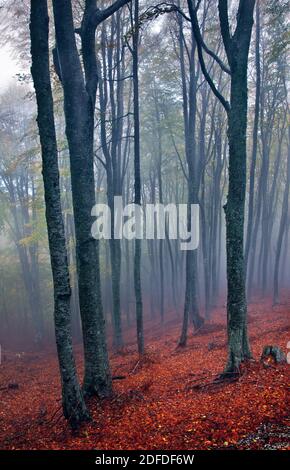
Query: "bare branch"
95 0 132 26
187 0 230 113
218 0 232 63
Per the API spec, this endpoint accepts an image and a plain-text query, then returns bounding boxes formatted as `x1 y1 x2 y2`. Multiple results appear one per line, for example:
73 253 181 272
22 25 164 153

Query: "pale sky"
0 45 19 91
0 17 163 92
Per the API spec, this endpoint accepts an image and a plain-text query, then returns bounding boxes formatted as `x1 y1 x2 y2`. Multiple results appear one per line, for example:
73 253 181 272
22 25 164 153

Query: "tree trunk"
132 0 144 354
177 17 203 345
52 0 111 397
245 0 260 274
224 69 252 372
30 0 89 427
273 127 290 304
189 0 255 372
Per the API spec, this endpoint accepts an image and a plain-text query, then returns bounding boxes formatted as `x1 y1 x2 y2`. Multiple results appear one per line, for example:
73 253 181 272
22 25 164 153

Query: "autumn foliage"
0 296 289 450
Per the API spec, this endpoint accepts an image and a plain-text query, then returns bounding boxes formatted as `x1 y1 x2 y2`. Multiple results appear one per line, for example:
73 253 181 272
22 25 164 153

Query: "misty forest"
0 0 289 451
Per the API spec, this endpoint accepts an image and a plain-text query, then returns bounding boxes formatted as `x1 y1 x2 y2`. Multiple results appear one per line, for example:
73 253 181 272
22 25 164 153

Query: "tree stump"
261 345 286 364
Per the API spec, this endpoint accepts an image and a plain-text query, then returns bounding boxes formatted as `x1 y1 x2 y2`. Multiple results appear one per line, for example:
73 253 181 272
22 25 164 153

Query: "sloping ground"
0 296 289 450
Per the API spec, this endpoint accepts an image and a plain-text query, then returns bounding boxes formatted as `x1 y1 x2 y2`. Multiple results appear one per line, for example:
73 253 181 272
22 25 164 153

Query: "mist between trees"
0 0 289 427
91 197 200 250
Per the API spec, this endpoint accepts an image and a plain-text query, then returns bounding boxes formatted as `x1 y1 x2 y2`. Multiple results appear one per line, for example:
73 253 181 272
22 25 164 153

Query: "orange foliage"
0 296 289 450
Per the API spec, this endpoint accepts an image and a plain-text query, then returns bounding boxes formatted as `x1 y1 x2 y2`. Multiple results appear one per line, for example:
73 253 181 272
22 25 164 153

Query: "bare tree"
30 0 89 427
188 0 255 373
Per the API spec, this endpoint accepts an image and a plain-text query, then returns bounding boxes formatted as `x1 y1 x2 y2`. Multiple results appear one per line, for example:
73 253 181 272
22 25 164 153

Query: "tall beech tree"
97 14 128 350
30 0 89 426
177 14 204 347
52 0 130 396
244 0 260 277
273 126 290 304
188 0 255 373
131 0 144 354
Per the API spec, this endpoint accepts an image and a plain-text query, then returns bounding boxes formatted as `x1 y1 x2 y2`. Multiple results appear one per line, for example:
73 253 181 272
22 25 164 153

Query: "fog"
0 0 289 354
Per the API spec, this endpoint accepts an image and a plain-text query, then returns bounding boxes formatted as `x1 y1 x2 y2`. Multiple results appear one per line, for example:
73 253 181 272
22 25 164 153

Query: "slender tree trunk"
177 18 203 345
245 0 260 274
273 127 290 304
98 21 125 349
109 236 123 348
179 249 191 346
132 0 144 354
224 67 252 372
52 0 111 397
188 0 255 371
30 0 89 427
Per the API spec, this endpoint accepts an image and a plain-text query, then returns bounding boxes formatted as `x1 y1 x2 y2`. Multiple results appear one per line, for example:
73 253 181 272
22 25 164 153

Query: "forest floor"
0 295 289 450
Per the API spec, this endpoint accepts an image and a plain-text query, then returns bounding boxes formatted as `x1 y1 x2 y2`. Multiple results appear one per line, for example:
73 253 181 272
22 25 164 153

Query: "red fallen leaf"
0 295 289 450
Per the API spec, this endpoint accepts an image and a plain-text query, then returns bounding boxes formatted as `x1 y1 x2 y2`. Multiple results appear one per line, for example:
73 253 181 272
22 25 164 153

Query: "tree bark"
30 0 89 427
132 0 144 354
188 0 255 372
52 0 111 397
221 1 255 372
245 0 260 275
273 127 290 304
